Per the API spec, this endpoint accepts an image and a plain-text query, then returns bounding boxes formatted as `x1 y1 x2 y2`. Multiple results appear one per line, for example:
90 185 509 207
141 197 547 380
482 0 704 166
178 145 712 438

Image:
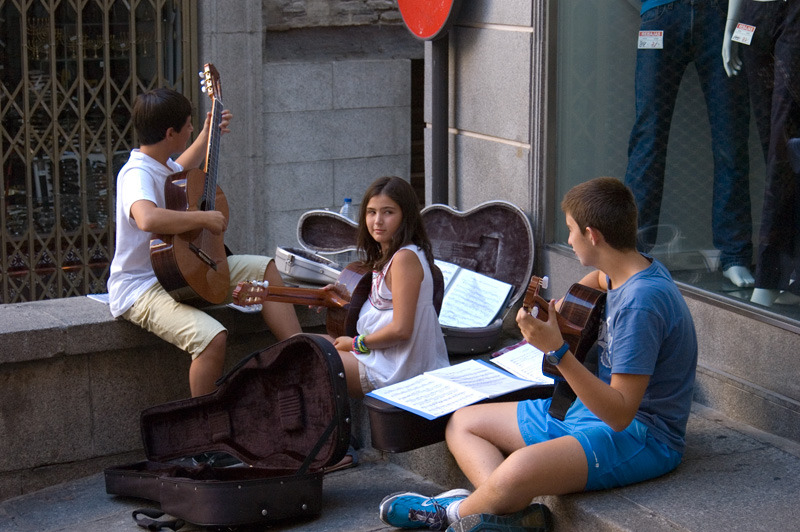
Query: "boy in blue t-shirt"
379 177 698 530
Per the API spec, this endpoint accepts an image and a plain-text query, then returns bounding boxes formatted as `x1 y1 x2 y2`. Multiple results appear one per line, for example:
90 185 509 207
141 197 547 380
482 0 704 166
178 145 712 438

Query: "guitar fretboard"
203 96 223 211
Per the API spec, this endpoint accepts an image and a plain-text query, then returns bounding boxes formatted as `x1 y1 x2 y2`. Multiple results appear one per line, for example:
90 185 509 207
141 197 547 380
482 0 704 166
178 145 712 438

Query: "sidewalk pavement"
2 403 800 531
0 457 434 532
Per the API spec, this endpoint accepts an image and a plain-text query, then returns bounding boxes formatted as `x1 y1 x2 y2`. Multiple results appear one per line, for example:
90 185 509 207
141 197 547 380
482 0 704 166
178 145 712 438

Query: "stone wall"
264 0 403 30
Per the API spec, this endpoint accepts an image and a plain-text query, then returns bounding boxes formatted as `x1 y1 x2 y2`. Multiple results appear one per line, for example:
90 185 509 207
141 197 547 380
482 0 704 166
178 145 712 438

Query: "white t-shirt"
107 149 182 317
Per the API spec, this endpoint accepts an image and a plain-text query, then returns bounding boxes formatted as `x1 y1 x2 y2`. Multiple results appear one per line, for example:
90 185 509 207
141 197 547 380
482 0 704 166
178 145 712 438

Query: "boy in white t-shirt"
107 88 301 397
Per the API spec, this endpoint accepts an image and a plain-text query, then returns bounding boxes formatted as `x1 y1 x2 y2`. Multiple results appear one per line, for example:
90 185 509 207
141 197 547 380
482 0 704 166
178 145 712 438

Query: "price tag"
732 23 755 45
638 30 664 49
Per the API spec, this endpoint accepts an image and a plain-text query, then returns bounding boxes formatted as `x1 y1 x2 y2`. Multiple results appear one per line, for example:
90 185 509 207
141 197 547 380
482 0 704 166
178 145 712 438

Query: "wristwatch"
544 342 569 366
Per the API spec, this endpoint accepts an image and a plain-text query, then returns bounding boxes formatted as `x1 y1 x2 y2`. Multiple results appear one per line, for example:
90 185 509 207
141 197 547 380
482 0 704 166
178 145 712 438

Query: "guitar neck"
202 98 223 211
263 286 349 308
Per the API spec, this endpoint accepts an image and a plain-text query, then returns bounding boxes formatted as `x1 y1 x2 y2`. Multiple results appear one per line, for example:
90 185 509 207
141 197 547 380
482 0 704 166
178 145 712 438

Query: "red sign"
397 0 461 41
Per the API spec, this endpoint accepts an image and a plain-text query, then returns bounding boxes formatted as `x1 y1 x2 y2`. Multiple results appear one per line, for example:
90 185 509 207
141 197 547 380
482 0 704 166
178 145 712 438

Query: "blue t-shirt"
640 0 674 15
595 258 697 453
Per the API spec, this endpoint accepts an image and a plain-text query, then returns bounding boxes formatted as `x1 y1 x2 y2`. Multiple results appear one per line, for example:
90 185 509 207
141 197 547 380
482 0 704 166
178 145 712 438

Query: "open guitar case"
104 334 351 528
294 201 552 452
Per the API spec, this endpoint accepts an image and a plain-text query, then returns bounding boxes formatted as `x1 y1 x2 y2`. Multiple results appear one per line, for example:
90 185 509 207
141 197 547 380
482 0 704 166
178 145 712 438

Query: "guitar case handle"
132 508 185 530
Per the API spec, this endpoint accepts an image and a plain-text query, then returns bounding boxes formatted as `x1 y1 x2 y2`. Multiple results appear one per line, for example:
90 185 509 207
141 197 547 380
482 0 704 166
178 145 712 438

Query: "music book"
435 260 513 329
366 342 553 420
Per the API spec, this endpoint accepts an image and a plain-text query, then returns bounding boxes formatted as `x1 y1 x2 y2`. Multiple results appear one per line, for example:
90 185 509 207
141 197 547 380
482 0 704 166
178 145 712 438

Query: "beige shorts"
123 255 270 359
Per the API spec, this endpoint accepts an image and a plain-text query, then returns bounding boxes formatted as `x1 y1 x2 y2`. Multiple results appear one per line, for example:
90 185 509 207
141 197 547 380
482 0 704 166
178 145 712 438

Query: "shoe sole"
445 503 553 532
379 488 472 527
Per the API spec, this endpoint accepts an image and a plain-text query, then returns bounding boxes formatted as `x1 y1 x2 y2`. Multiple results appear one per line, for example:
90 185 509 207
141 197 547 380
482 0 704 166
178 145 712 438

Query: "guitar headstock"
232 280 268 307
201 63 222 102
522 275 549 315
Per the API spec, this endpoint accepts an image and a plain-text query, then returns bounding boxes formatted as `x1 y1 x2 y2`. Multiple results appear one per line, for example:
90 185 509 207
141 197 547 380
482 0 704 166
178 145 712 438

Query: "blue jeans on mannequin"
625 0 753 272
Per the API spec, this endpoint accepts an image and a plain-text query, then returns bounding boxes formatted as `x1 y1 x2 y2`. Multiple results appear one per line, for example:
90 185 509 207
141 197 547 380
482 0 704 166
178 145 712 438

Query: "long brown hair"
356 176 435 271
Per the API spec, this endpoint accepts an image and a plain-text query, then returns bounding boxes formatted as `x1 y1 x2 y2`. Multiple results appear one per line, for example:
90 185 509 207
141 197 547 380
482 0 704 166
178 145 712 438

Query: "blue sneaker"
379 489 472 530
444 502 553 532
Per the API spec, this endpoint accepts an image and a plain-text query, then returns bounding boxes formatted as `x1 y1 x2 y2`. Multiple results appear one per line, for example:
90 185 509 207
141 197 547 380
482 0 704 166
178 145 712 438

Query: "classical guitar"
522 275 606 379
232 262 372 338
150 63 230 306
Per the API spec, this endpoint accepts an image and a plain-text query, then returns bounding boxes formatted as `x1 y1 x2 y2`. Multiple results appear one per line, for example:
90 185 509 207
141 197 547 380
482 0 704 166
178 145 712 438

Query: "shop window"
552 0 799 323
0 0 197 302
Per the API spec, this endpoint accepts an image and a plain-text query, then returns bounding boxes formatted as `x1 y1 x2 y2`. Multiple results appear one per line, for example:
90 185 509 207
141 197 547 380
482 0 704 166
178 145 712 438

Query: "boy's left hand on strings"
516 299 565 354
202 109 233 135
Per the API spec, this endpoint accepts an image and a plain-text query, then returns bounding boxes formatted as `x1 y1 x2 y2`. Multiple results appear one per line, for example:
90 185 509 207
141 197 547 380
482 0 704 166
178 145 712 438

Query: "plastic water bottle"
339 197 353 220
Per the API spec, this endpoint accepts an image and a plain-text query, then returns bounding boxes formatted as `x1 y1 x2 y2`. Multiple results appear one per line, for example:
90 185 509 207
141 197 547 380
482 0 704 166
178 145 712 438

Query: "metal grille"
0 0 197 303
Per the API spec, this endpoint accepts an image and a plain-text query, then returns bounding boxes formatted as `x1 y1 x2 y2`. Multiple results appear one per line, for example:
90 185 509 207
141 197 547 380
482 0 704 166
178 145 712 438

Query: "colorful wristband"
353 334 370 354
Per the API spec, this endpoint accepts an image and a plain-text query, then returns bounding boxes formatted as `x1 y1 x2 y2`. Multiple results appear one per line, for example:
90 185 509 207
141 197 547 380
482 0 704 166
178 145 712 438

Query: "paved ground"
3 404 800 531
0 458 440 532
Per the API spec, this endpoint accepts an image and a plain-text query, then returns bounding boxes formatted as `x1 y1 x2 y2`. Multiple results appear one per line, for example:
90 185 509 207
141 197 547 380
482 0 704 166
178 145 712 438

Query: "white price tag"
731 23 755 45
638 30 664 49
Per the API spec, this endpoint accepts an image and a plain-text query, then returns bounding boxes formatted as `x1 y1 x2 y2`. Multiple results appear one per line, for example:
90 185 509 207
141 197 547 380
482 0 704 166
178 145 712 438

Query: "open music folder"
366 342 553 420
435 260 513 329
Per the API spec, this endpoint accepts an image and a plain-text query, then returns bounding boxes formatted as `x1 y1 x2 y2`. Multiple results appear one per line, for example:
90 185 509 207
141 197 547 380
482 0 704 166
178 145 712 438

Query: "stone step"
2 403 799 531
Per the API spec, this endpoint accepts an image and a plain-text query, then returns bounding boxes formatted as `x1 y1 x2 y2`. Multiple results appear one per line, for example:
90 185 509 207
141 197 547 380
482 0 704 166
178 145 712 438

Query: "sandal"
323 445 359 474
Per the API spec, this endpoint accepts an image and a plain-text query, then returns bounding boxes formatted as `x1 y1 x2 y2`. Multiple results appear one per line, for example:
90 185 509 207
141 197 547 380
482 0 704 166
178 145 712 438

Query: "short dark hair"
132 88 193 146
561 177 638 251
357 176 434 271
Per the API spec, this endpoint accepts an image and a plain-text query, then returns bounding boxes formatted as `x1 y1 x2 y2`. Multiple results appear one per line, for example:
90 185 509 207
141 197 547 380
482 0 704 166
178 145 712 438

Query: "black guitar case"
104 334 350 528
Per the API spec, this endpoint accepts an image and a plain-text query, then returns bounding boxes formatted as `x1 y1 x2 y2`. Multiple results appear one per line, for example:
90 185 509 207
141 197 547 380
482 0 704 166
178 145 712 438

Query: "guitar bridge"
189 243 219 270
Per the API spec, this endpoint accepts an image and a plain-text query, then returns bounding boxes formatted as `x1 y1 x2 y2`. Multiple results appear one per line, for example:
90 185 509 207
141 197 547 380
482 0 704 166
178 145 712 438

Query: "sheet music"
368 373 488 420
366 359 534 420
431 359 532 397
438 267 512 328
434 259 460 289
491 343 554 384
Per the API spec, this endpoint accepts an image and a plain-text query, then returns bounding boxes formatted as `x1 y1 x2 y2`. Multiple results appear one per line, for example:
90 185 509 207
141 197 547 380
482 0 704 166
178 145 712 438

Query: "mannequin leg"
625 4 690 251
750 288 779 307
723 265 755 288
695 0 754 281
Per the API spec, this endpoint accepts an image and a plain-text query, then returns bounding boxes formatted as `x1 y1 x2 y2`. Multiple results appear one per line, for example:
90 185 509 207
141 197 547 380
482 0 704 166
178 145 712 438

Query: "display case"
0 0 198 302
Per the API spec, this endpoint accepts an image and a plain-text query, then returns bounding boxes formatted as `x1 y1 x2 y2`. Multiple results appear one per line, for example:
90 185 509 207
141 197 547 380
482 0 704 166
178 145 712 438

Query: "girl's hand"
333 336 354 352
322 281 351 300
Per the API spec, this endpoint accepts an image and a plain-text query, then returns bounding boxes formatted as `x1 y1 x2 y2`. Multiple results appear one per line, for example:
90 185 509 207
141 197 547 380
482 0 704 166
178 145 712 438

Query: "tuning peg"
541 276 549 289
198 70 204 78
200 85 207 93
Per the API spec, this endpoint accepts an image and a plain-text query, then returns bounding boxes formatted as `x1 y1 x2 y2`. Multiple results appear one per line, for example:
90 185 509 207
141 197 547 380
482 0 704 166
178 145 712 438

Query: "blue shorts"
517 397 682 491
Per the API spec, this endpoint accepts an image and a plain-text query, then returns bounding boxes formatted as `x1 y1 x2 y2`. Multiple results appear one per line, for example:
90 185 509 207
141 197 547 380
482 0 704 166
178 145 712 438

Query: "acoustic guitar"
522 275 606 379
232 262 372 338
150 63 230 306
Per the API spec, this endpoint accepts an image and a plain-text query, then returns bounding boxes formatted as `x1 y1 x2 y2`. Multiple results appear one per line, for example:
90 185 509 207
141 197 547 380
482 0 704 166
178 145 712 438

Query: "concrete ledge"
0 296 324 501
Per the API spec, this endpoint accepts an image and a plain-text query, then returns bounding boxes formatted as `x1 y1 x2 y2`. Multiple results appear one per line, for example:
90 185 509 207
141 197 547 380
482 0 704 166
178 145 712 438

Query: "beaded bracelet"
352 334 370 354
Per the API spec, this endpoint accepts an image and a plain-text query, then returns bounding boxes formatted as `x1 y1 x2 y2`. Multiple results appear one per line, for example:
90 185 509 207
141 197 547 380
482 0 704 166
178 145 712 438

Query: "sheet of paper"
491 343 554 385
428 359 533 397
86 293 109 304
367 373 488 420
438 268 512 328
434 259 460 289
